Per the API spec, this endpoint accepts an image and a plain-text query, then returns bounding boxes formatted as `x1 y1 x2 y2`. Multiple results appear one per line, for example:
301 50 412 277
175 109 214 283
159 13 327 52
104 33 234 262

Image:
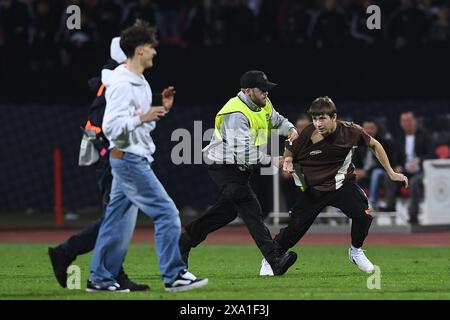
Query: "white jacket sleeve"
102 83 142 142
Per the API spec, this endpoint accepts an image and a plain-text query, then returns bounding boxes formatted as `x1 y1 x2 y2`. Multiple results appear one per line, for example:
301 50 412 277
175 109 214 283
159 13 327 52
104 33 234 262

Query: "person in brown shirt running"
260 96 408 275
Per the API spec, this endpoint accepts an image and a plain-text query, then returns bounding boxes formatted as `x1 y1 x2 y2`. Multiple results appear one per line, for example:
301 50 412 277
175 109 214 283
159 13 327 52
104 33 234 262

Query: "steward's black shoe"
48 246 73 288
117 273 150 292
271 251 297 276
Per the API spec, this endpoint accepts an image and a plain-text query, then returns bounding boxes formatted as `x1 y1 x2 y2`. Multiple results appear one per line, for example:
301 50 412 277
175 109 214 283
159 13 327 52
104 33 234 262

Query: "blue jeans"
89 153 186 285
369 168 386 209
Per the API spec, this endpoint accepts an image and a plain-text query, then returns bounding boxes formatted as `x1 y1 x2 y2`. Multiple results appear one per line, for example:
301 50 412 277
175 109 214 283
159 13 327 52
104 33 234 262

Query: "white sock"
351 245 361 253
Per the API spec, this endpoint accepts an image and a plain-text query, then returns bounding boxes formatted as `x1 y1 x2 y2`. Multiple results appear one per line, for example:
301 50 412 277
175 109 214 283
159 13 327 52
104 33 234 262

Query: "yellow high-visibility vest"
214 97 273 146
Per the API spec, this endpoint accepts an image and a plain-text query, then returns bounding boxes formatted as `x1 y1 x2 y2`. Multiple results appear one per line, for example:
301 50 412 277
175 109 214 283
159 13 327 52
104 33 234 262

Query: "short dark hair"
120 20 158 58
362 118 378 126
400 110 416 118
307 96 337 117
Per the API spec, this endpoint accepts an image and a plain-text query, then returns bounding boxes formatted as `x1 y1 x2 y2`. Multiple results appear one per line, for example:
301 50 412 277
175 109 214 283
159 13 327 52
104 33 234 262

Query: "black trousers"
59 155 124 276
184 165 282 263
275 182 373 252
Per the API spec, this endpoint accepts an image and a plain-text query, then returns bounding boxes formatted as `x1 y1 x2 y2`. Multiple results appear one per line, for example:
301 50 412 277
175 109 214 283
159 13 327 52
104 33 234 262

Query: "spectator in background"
257 0 284 44
181 0 212 47
281 0 313 46
387 0 430 49
418 0 441 20
93 0 122 45
0 0 30 49
4 0 450 62
0 0 31 80
29 0 63 72
155 0 183 45
309 0 348 49
122 0 157 30
349 0 383 47
219 0 256 45
429 3 450 44
381 111 433 225
353 119 394 210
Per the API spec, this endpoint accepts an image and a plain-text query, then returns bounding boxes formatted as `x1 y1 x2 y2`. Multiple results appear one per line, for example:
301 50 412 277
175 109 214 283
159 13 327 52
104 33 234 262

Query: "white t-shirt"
405 134 416 165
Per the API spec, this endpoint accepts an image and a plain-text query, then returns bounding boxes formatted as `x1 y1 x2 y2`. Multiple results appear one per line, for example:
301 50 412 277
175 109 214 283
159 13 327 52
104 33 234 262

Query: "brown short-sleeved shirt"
286 121 372 191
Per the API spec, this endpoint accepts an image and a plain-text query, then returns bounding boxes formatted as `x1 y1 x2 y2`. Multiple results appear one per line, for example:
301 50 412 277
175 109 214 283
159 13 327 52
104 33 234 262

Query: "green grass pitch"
0 243 449 300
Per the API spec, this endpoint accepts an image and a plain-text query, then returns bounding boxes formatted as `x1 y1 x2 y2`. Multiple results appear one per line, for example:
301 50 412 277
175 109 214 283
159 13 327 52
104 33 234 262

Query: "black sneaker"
117 273 150 292
86 280 130 293
179 233 192 267
48 246 74 288
271 251 297 276
164 270 208 293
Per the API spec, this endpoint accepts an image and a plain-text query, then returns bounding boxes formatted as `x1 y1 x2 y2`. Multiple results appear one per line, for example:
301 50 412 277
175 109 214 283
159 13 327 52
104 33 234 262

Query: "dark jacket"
84 59 163 153
353 134 394 171
392 127 433 170
86 59 119 128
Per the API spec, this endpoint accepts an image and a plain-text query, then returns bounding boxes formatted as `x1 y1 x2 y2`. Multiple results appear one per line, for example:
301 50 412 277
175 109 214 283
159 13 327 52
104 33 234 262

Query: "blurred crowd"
1 0 450 71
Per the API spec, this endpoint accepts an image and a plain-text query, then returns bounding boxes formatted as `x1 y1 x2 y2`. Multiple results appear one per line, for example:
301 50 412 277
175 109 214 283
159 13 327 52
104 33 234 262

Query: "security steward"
179 70 299 275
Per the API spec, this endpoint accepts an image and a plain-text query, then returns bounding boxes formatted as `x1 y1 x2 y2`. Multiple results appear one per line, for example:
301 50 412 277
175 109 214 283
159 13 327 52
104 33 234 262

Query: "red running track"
0 226 449 247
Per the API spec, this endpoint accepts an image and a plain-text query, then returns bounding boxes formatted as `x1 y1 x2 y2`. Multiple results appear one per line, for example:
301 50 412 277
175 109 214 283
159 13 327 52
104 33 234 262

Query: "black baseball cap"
240 70 278 91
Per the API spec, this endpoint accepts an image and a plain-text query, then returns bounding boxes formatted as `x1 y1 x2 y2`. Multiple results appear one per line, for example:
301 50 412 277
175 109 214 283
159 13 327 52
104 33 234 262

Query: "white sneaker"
259 258 274 276
348 247 375 273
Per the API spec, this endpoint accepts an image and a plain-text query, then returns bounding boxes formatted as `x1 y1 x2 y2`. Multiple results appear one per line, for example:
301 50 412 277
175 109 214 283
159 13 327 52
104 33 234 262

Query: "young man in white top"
88 20 208 293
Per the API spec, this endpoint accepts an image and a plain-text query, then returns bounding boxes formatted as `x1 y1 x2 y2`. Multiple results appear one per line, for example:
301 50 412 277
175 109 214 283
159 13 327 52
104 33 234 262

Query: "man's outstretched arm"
369 137 409 188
